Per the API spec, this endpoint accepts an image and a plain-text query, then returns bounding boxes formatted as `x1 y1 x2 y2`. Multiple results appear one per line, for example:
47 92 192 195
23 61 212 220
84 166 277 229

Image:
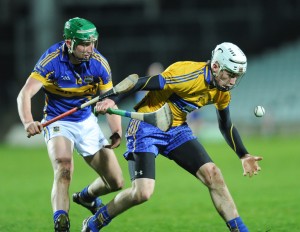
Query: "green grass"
0 136 299 231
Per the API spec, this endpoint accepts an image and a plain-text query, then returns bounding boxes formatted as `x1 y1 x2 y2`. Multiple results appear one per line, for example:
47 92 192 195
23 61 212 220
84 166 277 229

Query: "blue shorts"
123 119 196 159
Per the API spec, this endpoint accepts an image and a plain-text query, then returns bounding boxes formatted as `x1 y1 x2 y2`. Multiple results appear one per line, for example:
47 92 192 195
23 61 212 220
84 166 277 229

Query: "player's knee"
197 163 225 188
131 188 153 205
109 177 124 191
55 158 72 182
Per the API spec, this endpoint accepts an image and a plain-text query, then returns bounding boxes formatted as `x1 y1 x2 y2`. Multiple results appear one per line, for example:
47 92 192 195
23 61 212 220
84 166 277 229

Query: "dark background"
1 0 300 142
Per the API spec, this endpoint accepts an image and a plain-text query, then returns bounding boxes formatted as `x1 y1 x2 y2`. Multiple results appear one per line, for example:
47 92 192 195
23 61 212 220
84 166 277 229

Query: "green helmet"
63 17 99 55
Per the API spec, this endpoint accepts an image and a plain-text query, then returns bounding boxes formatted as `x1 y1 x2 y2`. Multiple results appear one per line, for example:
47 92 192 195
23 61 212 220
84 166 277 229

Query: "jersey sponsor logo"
83 85 98 93
55 88 73 95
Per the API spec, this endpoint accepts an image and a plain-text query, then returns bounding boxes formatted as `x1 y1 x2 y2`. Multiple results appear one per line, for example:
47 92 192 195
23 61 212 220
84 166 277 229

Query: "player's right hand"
105 132 122 149
241 154 263 177
25 121 43 138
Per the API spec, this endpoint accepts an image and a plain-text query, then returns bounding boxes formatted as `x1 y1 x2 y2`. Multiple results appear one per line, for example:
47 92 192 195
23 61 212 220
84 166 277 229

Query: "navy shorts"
123 119 196 159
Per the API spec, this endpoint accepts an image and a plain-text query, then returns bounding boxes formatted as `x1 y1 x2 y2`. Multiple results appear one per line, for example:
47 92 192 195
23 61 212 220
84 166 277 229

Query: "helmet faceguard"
63 17 99 62
211 42 247 91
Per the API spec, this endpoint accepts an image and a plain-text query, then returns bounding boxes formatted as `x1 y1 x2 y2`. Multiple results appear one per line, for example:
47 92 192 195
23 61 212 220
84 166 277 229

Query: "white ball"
254 106 265 117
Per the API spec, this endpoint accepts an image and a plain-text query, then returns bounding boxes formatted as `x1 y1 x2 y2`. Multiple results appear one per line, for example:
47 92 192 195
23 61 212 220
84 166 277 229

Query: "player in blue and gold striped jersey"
84 42 264 232
17 17 124 232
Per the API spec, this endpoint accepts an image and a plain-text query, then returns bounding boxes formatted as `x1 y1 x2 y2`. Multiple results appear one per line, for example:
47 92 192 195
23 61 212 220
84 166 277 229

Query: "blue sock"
226 217 249 232
80 186 95 202
88 205 111 230
53 210 68 222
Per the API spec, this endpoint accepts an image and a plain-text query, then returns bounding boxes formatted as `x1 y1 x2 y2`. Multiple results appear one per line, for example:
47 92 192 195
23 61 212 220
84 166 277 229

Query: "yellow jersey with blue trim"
29 41 113 122
135 61 231 126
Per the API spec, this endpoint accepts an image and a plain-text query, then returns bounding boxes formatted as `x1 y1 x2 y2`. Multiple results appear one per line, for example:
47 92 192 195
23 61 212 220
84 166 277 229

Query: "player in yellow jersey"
17 17 124 232
82 42 263 232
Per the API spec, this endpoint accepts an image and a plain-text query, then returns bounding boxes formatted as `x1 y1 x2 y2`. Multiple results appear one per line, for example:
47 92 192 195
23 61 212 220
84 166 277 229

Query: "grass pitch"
0 136 299 231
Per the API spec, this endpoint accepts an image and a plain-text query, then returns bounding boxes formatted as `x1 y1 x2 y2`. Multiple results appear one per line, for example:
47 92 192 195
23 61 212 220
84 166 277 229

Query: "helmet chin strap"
68 39 95 63
212 69 233 92
70 53 84 64
72 52 92 63
212 77 231 92
69 49 92 63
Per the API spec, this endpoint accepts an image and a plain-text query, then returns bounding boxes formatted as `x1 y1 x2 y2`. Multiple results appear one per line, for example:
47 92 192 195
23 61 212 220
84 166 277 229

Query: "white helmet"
211 42 247 91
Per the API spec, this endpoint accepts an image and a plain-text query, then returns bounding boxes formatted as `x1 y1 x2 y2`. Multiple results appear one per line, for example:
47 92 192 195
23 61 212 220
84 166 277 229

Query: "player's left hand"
95 98 116 115
241 154 263 177
105 132 121 149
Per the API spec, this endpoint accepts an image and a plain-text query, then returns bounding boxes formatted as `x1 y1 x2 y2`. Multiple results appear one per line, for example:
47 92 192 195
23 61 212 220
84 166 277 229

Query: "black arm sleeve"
217 107 248 158
108 75 165 104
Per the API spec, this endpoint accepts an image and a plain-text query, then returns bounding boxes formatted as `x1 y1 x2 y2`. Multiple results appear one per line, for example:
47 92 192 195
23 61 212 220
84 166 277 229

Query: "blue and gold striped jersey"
135 61 231 126
30 41 113 122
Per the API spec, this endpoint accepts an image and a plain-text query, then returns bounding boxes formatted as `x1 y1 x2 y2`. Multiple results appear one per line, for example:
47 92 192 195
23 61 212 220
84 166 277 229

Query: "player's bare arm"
98 89 122 149
17 77 43 137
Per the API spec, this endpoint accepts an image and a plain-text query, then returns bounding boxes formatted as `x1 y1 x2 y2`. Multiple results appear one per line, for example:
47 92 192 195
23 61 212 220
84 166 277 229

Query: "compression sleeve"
217 107 249 158
109 74 165 104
